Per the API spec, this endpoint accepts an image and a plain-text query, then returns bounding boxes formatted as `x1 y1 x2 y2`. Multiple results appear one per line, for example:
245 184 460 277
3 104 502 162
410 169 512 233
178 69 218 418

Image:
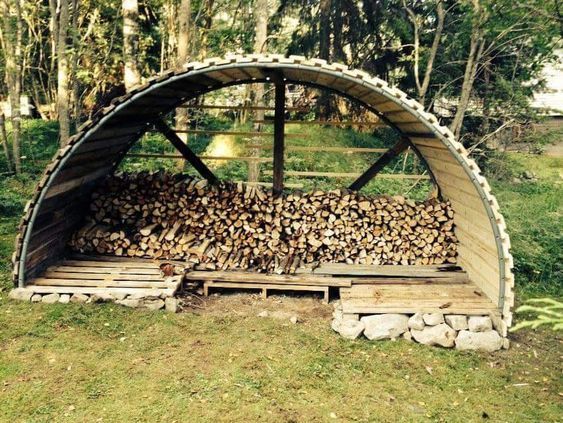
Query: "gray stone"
332 308 343 320
336 319 365 340
70 293 89 304
408 313 425 330
502 337 510 350
8 288 33 302
468 316 492 332
289 316 298 324
142 299 165 311
112 293 128 301
411 323 456 348
490 314 508 337
31 294 42 303
445 315 468 331
59 294 70 304
455 330 503 352
116 298 142 308
361 314 409 340
89 293 115 303
423 313 444 326
402 331 413 341
42 293 60 304
164 297 179 313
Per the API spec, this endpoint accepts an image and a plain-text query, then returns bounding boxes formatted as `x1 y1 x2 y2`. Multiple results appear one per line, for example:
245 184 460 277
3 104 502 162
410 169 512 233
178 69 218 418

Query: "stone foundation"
332 303 508 352
8 288 180 313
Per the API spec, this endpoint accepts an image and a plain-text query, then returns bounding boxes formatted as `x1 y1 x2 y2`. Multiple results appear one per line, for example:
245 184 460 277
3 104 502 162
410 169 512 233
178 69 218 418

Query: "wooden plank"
59 259 165 269
127 153 271 163
42 271 165 281
253 120 385 127
340 285 488 299
349 138 411 190
47 265 161 275
349 277 468 285
184 270 351 287
177 104 308 112
246 145 388 153
204 281 329 303
156 129 303 138
273 81 285 195
308 263 466 278
154 118 219 184
263 170 429 180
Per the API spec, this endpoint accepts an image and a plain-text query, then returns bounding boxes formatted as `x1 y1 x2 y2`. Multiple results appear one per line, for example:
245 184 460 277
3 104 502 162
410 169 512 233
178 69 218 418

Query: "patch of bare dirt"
177 291 333 321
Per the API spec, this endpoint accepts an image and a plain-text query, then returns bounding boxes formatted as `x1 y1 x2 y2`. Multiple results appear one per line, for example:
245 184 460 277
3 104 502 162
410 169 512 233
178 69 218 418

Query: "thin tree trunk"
318 0 331 119
0 0 23 173
175 0 191 152
450 0 484 139
0 113 12 172
419 0 445 105
248 0 268 182
70 0 81 130
57 0 71 145
122 0 141 90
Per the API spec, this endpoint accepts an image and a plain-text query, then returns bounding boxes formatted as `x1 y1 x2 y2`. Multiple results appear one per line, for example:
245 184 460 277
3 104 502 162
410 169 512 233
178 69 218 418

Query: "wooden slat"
127 153 271 163
253 120 385 127
263 170 429 180
153 129 303 138
273 80 285 195
184 270 351 287
177 104 308 112
246 145 388 153
307 263 467 279
43 271 163 280
21 285 175 296
47 265 161 275
59 259 165 269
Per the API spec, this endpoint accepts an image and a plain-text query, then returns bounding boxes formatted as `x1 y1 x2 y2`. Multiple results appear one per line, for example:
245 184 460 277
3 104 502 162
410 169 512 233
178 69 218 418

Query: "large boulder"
408 313 425 330
445 315 468 331
411 323 456 348
455 330 503 352
361 314 409 340
8 288 33 302
423 313 444 326
468 316 492 332
332 319 365 340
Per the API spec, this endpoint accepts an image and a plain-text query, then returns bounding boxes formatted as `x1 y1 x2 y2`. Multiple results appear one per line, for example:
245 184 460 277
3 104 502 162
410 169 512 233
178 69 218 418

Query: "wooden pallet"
24 255 184 297
339 283 497 315
185 270 350 303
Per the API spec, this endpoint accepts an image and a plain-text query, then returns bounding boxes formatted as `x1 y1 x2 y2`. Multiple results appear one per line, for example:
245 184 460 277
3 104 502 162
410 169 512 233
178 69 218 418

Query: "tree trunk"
175 0 191 156
57 0 71 146
450 0 484 139
0 113 12 172
317 0 332 119
418 0 445 105
0 0 23 173
248 0 268 183
70 0 81 131
122 0 141 90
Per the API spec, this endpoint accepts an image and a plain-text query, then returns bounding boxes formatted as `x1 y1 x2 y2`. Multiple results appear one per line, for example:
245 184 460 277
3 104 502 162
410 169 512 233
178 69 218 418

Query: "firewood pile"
68 172 458 273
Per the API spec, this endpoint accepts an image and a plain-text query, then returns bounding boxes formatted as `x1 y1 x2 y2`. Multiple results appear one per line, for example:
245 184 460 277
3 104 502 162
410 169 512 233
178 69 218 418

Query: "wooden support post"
348 138 410 191
153 118 219 184
272 80 285 196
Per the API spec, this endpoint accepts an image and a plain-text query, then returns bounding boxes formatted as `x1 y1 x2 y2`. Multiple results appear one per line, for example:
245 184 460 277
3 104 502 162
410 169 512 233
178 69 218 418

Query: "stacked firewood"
68 172 458 273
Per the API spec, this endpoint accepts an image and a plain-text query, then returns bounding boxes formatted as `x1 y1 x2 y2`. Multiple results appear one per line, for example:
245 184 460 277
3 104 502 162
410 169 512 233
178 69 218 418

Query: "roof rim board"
13 54 513 326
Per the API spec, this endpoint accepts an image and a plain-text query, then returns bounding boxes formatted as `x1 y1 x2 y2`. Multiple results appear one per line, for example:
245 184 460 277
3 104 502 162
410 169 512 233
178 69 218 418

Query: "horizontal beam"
148 129 303 138
253 120 386 127
246 145 387 153
264 170 430 180
127 153 271 162
177 104 308 112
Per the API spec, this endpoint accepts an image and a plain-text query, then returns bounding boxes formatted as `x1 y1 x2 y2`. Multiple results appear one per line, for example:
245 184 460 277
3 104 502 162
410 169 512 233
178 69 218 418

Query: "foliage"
511 298 563 331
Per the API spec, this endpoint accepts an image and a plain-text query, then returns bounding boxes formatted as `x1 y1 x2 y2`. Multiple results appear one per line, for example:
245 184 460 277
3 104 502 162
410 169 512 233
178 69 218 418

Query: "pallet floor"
23 255 183 297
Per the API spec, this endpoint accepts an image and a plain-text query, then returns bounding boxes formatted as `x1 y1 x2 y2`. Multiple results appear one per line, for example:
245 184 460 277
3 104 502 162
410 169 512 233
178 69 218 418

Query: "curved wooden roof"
12 54 514 326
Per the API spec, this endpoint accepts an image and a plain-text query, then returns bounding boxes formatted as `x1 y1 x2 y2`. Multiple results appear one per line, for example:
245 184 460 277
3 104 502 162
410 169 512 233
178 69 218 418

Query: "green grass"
0 119 561 421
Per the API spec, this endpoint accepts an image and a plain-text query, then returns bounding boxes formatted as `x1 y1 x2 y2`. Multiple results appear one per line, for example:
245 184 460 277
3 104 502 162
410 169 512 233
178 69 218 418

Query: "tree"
0 0 23 173
123 0 142 90
175 0 192 147
56 0 71 145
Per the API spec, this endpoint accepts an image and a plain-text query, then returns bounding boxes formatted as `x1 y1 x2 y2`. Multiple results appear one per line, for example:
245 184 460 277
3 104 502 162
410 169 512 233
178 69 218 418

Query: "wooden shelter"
12 54 514 328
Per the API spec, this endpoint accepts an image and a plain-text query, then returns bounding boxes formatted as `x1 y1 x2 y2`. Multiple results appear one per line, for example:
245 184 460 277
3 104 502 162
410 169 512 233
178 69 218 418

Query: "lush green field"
0 120 561 421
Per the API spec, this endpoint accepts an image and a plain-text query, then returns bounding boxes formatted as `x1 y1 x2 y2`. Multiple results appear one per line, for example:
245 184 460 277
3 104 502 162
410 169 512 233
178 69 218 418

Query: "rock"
59 294 70 304
31 294 42 303
402 331 413 341
361 314 409 340
89 293 115 303
423 313 444 326
142 299 165 311
408 313 425 330
502 337 510 349
411 324 456 348
164 297 179 313
490 314 508 337
112 293 127 301
332 308 343 320
70 293 89 304
42 293 60 304
8 288 33 302
257 310 269 318
455 330 503 352
116 298 142 308
468 316 492 332
336 319 365 340
445 315 468 331
331 318 341 332
289 316 298 324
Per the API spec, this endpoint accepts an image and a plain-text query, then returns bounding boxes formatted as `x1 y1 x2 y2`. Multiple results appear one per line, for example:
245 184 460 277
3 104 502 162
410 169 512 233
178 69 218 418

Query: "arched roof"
12 54 514 326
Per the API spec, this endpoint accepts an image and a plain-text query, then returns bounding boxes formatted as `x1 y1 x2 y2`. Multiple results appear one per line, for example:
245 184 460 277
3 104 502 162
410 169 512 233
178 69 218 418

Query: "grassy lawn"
0 122 561 421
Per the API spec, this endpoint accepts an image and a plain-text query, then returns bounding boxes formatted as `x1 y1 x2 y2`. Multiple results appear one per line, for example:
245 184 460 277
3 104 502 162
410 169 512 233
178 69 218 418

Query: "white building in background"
531 49 563 116
0 95 34 117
